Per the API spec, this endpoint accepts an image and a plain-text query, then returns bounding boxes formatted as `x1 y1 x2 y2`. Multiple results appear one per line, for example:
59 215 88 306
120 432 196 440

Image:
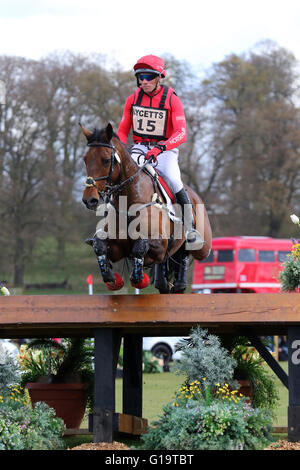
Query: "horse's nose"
82 197 99 210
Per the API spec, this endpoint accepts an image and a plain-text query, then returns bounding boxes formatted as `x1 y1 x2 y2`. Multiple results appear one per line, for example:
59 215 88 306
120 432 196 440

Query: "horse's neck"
113 137 139 179
113 137 153 203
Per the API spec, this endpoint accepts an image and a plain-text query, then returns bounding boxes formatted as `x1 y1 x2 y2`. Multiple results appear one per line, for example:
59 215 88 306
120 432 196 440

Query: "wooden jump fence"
0 292 300 443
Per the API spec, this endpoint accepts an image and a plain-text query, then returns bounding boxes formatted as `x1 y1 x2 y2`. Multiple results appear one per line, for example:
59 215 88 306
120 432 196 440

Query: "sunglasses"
138 73 158 82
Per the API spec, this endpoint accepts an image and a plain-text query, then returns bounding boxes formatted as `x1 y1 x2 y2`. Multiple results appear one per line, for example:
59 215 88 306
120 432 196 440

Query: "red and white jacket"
117 85 186 151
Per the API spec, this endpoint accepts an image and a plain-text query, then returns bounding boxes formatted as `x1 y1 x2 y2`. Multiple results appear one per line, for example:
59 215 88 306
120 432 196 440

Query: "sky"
0 0 300 74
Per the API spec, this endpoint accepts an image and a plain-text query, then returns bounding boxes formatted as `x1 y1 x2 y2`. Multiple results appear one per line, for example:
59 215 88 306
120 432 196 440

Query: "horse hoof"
131 272 149 290
171 285 187 294
105 273 124 291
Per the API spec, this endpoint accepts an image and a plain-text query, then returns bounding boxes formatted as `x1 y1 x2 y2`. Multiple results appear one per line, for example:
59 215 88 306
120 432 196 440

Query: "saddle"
144 164 175 200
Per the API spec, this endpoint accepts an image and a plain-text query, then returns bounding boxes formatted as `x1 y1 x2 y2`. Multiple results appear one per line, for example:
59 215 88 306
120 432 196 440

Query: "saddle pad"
143 164 176 203
157 174 176 204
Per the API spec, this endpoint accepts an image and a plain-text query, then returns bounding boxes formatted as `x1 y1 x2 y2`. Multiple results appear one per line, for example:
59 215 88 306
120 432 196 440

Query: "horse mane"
87 126 132 161
87 127 106 144
87 127 121 145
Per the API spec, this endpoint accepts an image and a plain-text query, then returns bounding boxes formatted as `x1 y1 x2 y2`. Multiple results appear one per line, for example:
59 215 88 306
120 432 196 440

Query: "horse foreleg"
85 237 124 291
130 239 150 289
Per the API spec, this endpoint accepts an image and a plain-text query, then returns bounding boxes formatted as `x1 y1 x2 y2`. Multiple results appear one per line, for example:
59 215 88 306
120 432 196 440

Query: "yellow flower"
292 244 300 261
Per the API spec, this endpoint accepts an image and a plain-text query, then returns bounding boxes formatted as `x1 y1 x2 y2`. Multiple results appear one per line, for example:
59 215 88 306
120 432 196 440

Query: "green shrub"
143 351 163 373
0 400 65 450
140 399 272 450
279 254 300 291
173 326 237 391
0 356 65 451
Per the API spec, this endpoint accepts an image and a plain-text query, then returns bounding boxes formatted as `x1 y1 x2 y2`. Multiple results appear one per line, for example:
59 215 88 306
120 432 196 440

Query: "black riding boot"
175 188 205 250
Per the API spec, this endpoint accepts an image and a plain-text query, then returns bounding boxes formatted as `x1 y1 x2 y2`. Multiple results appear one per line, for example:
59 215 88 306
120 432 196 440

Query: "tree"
0 56 46 285
27 52 132 267
201 42 300 236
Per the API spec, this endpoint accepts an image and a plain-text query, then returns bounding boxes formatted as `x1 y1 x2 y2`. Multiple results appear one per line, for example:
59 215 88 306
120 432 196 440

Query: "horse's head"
81 123 121 210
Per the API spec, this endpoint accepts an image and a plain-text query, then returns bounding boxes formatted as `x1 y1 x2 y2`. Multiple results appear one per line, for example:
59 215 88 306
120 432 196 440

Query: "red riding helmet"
133 55 166 78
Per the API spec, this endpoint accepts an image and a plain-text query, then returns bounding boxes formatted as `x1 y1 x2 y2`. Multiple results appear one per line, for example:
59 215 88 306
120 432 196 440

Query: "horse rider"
117 54 204 249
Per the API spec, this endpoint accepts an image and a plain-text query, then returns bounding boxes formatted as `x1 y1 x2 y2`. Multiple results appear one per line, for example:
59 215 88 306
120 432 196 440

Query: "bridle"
84 140 149 202
84 141 118 191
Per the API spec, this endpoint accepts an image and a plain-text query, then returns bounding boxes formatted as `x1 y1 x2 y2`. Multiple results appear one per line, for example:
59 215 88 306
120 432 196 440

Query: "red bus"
192 236 293 294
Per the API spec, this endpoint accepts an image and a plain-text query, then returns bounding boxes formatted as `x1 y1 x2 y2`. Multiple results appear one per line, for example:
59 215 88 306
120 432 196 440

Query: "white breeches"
130 143 183 194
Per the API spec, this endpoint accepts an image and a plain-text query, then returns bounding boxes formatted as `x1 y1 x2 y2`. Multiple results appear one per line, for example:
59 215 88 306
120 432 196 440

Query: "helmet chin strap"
152 76 161 93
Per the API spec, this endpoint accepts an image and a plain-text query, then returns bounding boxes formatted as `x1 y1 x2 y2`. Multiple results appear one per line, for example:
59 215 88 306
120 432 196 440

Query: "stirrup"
185 229 205 250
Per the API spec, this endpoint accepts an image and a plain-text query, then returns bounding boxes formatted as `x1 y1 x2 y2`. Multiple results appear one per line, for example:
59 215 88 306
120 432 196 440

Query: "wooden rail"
0 292 299 337
1 292 300 443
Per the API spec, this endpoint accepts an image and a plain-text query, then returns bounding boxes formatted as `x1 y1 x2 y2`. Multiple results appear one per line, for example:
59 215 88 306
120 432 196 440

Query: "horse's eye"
103 159 110 166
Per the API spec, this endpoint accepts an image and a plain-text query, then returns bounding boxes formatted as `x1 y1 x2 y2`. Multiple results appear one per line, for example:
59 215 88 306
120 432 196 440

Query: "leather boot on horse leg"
130 238 150 289
86 237 124 291
171 246 190 294
175 188 205 251
154 262 170 294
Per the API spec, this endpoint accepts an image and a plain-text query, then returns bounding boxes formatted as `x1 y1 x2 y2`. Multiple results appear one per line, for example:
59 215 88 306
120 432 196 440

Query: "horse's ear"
79 122 92 140
105 123 114 142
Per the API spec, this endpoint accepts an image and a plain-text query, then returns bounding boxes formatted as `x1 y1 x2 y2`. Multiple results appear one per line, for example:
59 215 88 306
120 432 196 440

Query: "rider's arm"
117 95 133 144
162 93 187 151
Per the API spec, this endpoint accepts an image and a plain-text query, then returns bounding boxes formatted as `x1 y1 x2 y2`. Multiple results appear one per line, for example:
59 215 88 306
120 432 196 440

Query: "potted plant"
18 338 94 429
221 335 279 410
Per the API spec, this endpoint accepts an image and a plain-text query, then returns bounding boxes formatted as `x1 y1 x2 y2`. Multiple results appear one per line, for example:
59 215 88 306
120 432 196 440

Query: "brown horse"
81 123 212 293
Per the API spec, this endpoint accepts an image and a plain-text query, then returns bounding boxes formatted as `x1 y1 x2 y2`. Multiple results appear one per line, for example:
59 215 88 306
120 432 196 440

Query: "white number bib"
132 105 168 140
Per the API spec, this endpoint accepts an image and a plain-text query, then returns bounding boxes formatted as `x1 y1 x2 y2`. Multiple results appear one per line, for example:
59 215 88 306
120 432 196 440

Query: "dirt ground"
70 441 130 450
70 439 300 451
264 439 300 450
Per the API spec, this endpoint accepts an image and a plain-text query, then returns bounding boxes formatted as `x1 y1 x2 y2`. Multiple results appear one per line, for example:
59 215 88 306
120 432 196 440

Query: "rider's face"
139 76 160 93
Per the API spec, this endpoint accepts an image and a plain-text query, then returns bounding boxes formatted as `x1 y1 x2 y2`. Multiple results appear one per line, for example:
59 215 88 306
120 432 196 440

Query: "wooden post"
93 328 121 443
288 326 300 442
122 334 143 417
274 335 279 361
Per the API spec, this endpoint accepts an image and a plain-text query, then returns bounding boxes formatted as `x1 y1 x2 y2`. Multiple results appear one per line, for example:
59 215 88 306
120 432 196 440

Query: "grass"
268 361 288 428
115 371 185 423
